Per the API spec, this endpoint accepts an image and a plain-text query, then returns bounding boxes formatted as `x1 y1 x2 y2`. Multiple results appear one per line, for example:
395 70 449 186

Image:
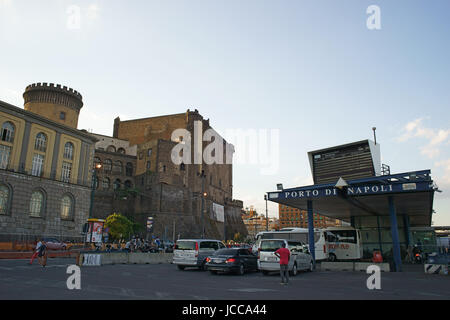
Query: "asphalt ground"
0 258 449 300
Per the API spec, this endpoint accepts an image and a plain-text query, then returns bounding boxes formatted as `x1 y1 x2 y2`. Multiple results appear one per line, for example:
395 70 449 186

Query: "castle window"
1 122 15 143
107 145 116 153
30 190 45 217
103 159 112 173
34 133 47 152
61 161 72 183
102 177 110 190
31 154 45 177
63 142 74 160
126 162 133 176
0 184 11 215
117 148 126 154
60 194 74 220
125 180 132 188
180 163 185 171
0 145 11 170
147 148 152 157
146 161 151 170
113 179 121 190
60 112 66 120
113 160 123 174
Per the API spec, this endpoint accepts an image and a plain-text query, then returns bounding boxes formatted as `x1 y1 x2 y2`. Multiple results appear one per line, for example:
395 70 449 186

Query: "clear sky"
1 0 449 225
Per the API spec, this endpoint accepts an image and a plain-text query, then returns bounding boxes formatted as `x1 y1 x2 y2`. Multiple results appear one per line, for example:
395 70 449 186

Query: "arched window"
125 180 132 188
113 160 123 174
113 179 121 190
30 190 44 217
106 145 116 153
102 177 110 190
104 159 112 173
1 122 15 143
34 133 47 152
60 194 74 220
63 142 74 160
117 148 126 154
126 162 133 176
0 184 11 215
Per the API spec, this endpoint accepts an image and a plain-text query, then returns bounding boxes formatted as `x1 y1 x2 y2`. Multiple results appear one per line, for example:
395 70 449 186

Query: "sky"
1 0 449 225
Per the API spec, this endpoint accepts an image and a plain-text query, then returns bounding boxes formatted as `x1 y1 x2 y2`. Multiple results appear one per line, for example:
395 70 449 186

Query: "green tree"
105 213 134 241
233 232 245 243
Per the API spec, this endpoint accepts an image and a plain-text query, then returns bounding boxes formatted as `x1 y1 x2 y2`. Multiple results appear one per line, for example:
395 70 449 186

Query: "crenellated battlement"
23 82 83 111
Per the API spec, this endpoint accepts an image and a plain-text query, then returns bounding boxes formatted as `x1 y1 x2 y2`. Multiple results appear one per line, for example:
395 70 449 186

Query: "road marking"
229 288 278 293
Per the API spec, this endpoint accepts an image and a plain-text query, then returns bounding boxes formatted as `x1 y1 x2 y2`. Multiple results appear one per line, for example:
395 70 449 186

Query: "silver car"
257 239 314 276
173 239 226 270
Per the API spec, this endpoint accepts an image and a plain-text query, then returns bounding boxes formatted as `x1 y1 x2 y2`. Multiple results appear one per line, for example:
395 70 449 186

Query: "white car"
173 239 226 270
257 239 314 276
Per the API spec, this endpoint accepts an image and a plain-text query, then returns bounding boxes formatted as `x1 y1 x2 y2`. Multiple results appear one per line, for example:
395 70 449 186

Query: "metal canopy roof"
268 170 435 227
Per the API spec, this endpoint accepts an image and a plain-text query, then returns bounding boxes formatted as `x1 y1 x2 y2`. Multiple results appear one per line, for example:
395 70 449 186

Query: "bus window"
328 230 357 244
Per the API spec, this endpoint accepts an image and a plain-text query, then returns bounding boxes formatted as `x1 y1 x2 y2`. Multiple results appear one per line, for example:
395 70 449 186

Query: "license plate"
266 257 277 262
212 259 225 264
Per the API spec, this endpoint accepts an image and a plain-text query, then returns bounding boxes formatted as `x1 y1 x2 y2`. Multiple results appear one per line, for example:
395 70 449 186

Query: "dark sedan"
206 248 258 275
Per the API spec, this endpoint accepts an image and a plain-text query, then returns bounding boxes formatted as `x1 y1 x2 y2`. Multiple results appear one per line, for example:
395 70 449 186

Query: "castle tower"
23 83 83 129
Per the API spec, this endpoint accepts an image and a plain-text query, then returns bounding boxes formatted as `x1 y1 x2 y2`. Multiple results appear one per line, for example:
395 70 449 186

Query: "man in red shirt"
275 242 291 285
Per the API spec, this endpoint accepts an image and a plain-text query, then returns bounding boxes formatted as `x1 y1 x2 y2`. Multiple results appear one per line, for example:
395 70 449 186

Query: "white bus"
324 226 363 261
254 228 329 261
254 226 363 261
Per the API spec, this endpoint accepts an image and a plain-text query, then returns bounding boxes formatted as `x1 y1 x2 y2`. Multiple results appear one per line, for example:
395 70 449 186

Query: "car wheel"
199 261 207 271
237 263 245 275
262 270 269 276
177 265 185 270
308 261 314 272
290 263 298 276
328 253 337 262
210 270 217 275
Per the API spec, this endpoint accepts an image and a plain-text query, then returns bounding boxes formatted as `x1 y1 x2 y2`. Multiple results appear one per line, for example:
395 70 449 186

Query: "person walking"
274 242 291 285
37 240 48 267
29 238 43 265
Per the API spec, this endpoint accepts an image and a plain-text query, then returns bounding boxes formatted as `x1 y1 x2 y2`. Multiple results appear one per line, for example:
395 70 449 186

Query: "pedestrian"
37 240 48 267
274 242 291 285
124 240 132 253
29 238 43 265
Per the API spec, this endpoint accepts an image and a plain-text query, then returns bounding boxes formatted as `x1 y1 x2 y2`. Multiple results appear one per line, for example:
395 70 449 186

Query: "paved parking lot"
0 258 449 300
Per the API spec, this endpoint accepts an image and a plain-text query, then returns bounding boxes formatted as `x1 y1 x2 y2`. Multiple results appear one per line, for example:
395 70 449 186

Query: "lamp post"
89 163 102 219
197 170 207 239
264 194 268 231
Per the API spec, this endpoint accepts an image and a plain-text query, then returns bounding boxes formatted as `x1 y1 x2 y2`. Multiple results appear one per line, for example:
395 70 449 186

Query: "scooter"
414 250 423 264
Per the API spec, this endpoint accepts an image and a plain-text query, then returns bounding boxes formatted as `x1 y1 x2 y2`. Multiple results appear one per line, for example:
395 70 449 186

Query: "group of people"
29 238 48 267
121 236 162 253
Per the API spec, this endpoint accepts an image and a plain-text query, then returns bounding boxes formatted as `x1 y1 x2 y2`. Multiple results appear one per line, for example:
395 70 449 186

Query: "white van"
173 239 225 270
257 239 314 275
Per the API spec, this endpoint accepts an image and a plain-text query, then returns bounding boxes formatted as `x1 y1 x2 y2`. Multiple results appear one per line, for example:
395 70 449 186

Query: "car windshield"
175 241 196 250
260 240 285 252
213 249 238 256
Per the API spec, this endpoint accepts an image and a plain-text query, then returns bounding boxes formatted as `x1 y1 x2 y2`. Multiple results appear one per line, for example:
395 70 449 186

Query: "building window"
113 160 123 174
34 133 47 152
126 162 133 176
60 112 66 120
63 142 74 160
146 161 151 170
1 122 15 143
30 190 44 217
61 161 72 183
114 179 121 190
147 148 152 157
107 145 116 153
180 163 185 171
0 184 10 215
0 145 11 170
125 180 132 188
117 148 125 154
31 154 45 177
103 159 112 173
60 194 74 220
102 177 110 190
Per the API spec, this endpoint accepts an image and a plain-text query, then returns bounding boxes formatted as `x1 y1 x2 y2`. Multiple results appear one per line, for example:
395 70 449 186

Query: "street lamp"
197 170 207 239
88 163 102 219
264 194 268 231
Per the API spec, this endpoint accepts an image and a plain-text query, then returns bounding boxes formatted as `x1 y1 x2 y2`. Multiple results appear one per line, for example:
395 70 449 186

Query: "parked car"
173 239 226 270
257 239 314 276
206 248 258 275
41 238 68 251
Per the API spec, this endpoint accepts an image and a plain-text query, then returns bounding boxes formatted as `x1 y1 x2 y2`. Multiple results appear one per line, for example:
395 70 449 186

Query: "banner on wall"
212 203 224 223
